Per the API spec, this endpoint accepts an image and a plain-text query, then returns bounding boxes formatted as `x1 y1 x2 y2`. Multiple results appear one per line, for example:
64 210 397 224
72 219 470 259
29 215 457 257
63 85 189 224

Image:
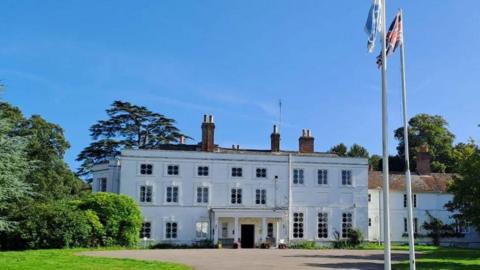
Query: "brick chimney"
270 125 280 152
201 114 215 152
416 144 431 175
299 129 314 153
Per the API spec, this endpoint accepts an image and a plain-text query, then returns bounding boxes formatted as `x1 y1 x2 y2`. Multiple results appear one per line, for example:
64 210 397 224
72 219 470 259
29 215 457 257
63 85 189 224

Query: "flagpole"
380 0 391 269
399 9 416 270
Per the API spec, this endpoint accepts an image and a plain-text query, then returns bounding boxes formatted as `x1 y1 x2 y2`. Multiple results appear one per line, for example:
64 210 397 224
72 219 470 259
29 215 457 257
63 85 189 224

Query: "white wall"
368 189 480 246
93 149 369 245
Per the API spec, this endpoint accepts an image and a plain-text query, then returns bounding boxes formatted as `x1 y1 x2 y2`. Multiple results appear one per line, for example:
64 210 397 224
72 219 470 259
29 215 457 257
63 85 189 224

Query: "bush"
0 201 102 250
333 228 364 249
76 192 143 247
290 241 317 249
347 228 364 247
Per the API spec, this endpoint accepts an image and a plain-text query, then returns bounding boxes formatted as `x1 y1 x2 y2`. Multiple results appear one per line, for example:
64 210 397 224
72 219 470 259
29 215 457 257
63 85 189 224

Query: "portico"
211 208 287 248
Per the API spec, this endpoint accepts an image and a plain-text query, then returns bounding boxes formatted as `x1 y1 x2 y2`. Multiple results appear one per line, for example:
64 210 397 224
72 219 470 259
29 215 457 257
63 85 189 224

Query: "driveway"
82 249 410 270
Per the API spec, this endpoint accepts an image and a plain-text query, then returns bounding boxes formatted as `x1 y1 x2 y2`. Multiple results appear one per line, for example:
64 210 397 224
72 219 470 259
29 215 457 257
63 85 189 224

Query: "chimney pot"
416 144 431 175
179 136 185 144
271 125 280 152
299 128 314 153
201 114 215 152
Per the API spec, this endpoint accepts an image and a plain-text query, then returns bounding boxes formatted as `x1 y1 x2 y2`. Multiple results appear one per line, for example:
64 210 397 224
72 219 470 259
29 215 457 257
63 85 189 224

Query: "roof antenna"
278 99 282 132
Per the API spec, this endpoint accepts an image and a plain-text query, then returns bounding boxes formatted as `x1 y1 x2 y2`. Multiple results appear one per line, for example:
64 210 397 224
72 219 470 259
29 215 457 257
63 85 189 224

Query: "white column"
275 219 280 247
262 217 267 243
234 216 239 243
214 216 219 244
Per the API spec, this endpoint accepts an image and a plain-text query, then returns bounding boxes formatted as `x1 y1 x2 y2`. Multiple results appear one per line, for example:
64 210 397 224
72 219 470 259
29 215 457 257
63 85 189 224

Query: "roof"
368 171 456 193
149 143 340 158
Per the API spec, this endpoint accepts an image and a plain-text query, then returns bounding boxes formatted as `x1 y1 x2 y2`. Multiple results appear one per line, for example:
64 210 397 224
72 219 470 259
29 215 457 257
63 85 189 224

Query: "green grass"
0 249 192 270
362 243 480 269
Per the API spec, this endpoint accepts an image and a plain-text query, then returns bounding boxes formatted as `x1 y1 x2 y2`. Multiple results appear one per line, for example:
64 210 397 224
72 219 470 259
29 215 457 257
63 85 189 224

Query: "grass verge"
363 243 480 269
0 248 192 270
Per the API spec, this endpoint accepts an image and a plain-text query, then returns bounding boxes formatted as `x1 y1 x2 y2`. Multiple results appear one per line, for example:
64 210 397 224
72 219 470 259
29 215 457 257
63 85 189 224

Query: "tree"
394 114 455 173
0 102 87 200
329 143 348 156
0 110 32 232
368 155 382 171
422 211 457 246
77 101 188 177
445 142 480 231
347 144 369 158
76 193 143 247
20 115 87 199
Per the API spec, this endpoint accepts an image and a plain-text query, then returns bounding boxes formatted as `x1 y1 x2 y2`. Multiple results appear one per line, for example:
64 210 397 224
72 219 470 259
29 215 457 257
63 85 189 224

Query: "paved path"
82 249 411 270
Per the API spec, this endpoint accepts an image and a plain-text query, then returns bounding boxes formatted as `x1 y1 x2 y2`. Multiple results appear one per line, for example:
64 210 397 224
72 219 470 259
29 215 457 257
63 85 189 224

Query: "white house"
367 146 480 247
93 115 369 247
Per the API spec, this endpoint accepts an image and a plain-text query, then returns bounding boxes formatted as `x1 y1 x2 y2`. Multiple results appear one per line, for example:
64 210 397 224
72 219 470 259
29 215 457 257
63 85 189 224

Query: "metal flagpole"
399 9 416 270
380 0 392 269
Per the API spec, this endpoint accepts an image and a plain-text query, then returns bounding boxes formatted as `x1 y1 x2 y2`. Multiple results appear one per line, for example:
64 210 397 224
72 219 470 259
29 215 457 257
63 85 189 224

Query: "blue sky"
1 0 479 170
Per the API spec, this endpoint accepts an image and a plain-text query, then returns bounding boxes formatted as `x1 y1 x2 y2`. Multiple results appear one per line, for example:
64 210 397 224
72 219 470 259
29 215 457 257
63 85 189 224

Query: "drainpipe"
287 153 292 243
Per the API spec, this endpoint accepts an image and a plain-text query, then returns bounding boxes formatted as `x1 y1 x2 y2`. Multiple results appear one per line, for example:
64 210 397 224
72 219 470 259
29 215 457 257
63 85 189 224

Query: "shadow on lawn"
284 253 409 261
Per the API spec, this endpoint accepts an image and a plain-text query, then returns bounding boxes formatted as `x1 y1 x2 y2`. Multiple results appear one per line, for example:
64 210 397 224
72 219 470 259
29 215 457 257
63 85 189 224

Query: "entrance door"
241 224 255 248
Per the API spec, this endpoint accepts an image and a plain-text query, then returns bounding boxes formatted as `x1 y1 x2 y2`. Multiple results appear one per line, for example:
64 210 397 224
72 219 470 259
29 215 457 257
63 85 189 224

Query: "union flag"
376 11 403 67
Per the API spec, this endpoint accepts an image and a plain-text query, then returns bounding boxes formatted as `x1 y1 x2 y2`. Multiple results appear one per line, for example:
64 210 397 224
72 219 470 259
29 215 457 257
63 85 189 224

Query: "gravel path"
82 249 411 270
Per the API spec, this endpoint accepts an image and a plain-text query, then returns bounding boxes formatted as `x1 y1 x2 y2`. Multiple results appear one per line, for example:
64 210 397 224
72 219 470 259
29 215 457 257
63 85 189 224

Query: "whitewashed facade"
367 171 480 247
92 115 369 247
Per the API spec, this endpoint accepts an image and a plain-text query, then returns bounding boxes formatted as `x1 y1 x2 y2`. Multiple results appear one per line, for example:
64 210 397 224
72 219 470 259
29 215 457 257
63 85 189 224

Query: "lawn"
0 249 192 270
364 243 480 269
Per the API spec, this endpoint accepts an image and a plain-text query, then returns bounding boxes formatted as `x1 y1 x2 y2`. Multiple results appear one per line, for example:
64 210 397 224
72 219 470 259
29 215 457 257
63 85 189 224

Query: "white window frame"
165 185 179 204
99 177 107 192
140 221 152 239
293 168 305 185
195 221 209 239
341 211 353 238
231 167 243 178
255 188 267 205
403 194 417 208
165 221 178 240
196 165 209 177
292 211 305 239
166 164 180 176
195 186 209 204
230 188 243 204
255 167 267 179
317 211 329 239
317 169 328 185
341 170 353 186
139 185 153 203
139 163 154 176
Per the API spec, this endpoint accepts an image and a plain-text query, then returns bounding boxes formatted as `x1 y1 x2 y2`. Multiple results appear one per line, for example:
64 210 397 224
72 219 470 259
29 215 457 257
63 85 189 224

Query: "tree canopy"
394 114 455 173
329 143 369 158
0 109 31 231
77 100 188 177
329 143 348 156
0 102 86 200
445 141 480 231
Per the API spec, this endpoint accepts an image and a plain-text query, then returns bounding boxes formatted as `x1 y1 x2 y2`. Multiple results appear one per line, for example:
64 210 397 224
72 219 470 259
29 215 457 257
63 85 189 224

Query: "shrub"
332 228 364 248
76 192 142 247
1 201 100 250
290 241 317 249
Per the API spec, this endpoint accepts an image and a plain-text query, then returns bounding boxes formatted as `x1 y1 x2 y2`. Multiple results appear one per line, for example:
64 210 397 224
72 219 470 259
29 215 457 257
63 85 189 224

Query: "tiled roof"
368 171 456 193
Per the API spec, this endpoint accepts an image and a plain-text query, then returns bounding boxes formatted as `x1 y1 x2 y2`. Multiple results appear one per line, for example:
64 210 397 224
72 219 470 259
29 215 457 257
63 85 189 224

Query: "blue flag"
365 0 382 53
